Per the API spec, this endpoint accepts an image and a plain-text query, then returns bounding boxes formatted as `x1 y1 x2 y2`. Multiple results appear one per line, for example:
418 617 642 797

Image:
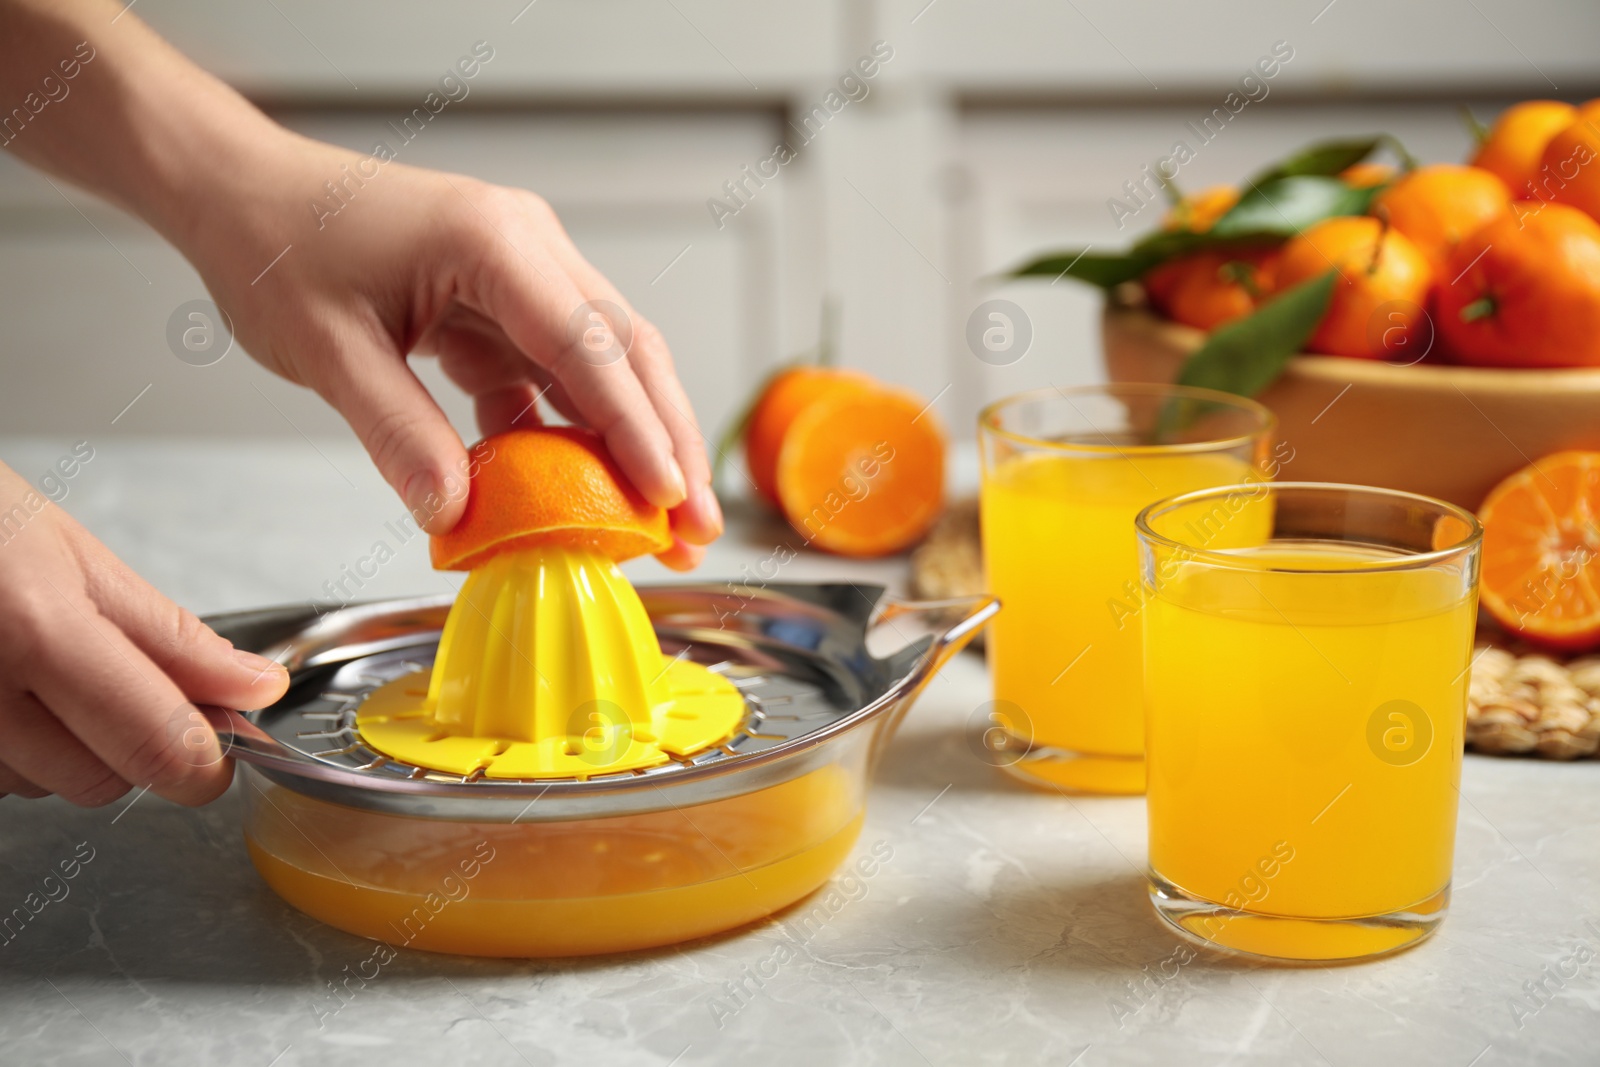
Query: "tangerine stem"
1367 209 1391 276
1458 106 1490 147
711 297 839 491
1380 133 1420 173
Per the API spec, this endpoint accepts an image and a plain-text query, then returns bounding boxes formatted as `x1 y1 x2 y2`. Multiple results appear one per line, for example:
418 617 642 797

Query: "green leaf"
1125 228 1222 261
1245 137 1384 187
1009 229 1295 289
1007 249 1156 289
1211 176 1382 237
1175 270 1338 396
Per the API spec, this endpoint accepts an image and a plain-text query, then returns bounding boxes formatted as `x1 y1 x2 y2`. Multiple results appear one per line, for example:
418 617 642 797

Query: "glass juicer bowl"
209 582 994 958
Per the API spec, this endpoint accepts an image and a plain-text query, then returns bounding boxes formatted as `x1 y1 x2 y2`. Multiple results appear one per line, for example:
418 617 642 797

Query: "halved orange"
774 385 945 558
744 367 875 507
430 427 672 571
1478 451 1600 651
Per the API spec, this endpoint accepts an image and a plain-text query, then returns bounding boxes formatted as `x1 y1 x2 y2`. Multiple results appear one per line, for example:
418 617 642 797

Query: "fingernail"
234 648 286 678
403 470 440 529
665 460 688 507
696 482 724 538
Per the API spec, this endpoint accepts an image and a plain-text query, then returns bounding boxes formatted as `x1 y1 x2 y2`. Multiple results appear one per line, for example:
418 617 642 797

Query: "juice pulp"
980 450 1265 791
1144 543 1476 956
244 764 862 957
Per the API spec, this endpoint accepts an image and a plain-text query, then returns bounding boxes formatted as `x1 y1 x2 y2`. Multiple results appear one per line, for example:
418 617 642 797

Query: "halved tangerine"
744 367 875 507
1478 451 1600 651
429 427 672 571
774 385 945 558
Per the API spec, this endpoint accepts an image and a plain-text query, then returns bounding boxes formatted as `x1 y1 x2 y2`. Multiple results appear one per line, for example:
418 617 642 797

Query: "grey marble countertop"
0 437 1596 1067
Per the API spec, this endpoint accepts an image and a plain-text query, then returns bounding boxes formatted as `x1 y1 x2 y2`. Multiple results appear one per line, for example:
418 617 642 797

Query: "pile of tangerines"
1144 98 1600 368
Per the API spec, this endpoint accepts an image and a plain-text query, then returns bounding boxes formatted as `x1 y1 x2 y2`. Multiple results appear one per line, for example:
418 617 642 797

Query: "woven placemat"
1467 642 1600 759
908 497 1600 760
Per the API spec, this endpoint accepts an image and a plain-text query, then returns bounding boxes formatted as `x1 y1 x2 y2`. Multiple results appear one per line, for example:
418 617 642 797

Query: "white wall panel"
889 0 1598 95
1 0 1592 454
138 0 841 99
0 111 785 445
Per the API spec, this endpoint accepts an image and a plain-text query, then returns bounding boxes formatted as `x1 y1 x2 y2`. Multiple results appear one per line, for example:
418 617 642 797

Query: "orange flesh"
745 367 875 507
775 388 944 557
1479 451 1600 649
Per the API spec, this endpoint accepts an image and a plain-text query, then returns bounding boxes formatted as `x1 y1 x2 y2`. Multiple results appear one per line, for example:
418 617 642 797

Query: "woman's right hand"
0 461 289 807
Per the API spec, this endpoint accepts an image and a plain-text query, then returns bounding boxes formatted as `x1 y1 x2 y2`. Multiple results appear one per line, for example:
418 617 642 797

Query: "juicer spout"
871 593 1000 670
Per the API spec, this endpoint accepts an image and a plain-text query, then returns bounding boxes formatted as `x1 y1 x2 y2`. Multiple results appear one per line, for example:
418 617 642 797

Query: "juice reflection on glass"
1138 483 1482 962
977 385 1275 794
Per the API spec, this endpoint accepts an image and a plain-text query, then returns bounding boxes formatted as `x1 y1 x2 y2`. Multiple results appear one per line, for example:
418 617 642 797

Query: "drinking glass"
1137 482 1482 961
977 384 1275 794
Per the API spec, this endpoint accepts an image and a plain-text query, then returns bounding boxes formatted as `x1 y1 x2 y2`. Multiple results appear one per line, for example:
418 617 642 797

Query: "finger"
544 255 721 543
71 533 288 711
312 324 470 534
431 312 587 436
0 690 129 806
654 535 706 573
429 325 551 434
519 363 584 426
669 489 722 553
640 356 721 546
24 598 232 806
0 757 51 800
475 383 544 436
470 249 687 508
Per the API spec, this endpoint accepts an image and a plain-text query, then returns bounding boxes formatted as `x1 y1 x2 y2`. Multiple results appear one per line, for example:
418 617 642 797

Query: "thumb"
315 336 471 534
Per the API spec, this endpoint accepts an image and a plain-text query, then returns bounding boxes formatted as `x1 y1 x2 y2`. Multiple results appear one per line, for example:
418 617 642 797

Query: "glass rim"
977 383 1276 456
1134 480 1486 573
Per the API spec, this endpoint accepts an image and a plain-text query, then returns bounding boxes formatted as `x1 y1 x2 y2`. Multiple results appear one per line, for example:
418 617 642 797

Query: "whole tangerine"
1142 249 1278 331
1274 216 1433 360
1472 100 1580 195
1161 185 1240 233
1436 201 1600 368
1340 162 1396 189
1539 100 1600 223
1372 164 1511 273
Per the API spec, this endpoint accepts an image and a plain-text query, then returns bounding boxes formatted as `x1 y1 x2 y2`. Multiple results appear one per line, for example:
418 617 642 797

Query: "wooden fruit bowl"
1102 287 1600 509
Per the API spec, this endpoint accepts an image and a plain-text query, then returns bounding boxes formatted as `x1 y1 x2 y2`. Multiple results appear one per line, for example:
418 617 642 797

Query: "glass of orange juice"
1136 482 1483 962
977 385 1276 794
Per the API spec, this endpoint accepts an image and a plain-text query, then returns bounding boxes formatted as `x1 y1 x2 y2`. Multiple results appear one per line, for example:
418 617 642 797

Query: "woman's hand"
0 0 723 570
0 463 289 806
183 140 722 570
